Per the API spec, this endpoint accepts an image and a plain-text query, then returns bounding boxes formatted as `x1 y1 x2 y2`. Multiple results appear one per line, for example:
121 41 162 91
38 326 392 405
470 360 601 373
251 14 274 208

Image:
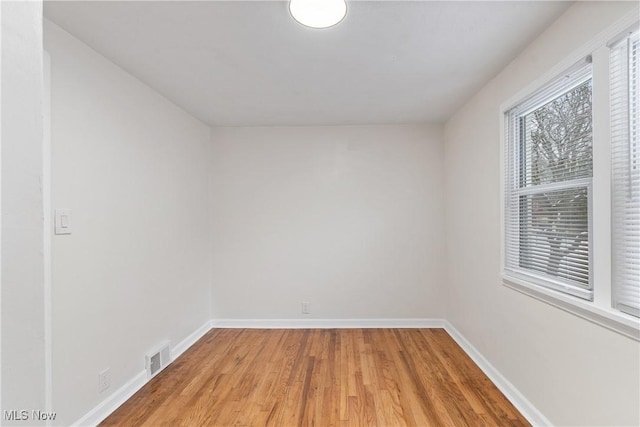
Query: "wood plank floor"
101 329 529 426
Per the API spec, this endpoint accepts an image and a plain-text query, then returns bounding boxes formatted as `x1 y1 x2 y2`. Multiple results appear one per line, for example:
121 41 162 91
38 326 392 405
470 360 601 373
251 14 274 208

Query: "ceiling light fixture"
289 0 347 29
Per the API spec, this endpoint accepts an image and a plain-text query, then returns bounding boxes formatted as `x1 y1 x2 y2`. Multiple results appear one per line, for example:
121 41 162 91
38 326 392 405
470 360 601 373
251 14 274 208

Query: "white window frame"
500 9 640 341
505 64 594 301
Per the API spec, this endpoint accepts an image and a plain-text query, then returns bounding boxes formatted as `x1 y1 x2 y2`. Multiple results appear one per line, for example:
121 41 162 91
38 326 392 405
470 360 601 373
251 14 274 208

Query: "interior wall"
443 2 640 426
45 21 212 425
1 1 46 422
209 124 445 320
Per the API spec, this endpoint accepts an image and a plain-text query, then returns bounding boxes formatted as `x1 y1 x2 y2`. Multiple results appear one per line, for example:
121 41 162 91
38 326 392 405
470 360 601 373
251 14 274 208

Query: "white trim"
503 269 593 301
607 22 640 48
499 94 507 287
71 370 147 427
71 319 213 427
443 321 553 427
503 275 640 341
171 320 214 361
43 49 53 425
209 318 446 329
0 0 3 412
511 177 591 196
590 44 613 310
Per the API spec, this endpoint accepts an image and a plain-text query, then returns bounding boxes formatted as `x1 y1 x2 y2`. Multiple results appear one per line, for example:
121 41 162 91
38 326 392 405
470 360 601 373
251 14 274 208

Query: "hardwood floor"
101 329 529 426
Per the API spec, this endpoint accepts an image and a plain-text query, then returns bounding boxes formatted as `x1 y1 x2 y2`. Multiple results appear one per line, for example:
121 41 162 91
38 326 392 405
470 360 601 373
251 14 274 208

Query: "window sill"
502 274 640 341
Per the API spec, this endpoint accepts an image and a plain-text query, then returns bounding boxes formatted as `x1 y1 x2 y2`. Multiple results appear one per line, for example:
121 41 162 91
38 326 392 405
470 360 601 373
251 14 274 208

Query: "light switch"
55 209 72 235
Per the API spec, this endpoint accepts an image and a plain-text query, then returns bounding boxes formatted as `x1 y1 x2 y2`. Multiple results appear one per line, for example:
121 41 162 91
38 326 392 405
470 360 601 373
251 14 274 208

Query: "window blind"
611 29 640 318
505 60 594 300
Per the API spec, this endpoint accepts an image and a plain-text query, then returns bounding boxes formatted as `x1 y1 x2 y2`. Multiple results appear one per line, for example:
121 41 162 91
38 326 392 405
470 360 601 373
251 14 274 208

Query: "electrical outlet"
301 301 310 314
98 368 111 393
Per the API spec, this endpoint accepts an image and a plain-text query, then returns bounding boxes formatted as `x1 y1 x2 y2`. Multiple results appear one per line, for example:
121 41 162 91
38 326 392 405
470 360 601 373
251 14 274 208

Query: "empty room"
1 0 639 425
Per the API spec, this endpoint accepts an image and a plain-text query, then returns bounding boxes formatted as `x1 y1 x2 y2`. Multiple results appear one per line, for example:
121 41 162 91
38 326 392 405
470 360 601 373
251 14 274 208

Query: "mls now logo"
4 410 57 421
3 410 28 421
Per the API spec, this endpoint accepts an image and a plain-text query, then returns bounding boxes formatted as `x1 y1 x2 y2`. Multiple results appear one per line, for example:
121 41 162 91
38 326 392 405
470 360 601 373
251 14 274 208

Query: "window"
611 29 640 318
502 18 640 339
504 61 594 300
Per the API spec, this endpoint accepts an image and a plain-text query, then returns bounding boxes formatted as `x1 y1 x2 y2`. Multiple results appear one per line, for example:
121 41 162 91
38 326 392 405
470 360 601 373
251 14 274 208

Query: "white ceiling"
44 1 572 126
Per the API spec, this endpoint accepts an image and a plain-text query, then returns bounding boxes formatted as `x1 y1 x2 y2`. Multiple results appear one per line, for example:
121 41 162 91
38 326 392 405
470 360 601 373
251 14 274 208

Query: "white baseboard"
71 370 147 427
443 321 552 427
71 319 213 427
209 318 446 329
172 320 214 360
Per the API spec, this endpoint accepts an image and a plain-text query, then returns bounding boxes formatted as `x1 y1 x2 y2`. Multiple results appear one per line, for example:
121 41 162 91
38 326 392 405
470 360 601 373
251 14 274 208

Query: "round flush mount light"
289 0 347 29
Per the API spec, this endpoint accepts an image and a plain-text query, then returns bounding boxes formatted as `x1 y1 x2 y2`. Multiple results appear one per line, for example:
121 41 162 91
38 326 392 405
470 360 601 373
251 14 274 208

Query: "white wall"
45 21 211 425
40 1 640 424
209 125 445 320
1 1 46 422
444 2 640 426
